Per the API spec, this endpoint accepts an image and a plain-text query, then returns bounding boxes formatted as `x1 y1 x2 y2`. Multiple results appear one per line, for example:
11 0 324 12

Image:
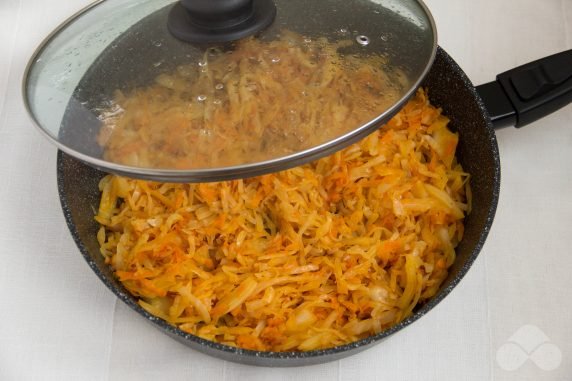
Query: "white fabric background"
0 0 571 380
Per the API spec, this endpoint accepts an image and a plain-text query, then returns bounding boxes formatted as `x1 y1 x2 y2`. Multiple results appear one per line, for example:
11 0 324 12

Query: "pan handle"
476 50 572 129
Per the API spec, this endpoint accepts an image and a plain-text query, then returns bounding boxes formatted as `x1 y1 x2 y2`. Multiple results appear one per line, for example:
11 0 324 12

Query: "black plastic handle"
168 0 276 44
476 50 572 129
180 0 254 29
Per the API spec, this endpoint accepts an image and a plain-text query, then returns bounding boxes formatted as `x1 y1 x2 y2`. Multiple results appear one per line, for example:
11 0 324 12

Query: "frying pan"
56 18 572 368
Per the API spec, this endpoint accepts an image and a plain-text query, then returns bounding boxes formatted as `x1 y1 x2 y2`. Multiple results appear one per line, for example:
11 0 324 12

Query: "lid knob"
168 0 277 43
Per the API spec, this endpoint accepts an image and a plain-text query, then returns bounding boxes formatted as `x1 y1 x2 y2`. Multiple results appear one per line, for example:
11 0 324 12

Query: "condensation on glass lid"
96 30 410 170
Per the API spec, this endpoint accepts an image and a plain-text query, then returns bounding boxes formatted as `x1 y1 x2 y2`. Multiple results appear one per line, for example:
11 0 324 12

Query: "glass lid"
24 0 437 182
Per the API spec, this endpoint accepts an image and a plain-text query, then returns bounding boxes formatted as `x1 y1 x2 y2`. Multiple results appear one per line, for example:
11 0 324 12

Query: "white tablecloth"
1 1 571 380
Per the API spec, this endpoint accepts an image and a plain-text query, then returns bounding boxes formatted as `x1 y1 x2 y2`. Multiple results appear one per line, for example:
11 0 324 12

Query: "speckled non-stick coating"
57 47 500 366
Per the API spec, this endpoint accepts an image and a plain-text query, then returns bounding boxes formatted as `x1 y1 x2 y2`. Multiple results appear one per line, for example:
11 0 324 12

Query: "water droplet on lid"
153 61 163 67
198 61 207 67
198 128 212 137
338 28 348 35
271 57 281 63
380 35 388 42
197 95 207 102
215 83 224 90
152 41 162 47
303 37 312 43
373 10 380 14
356 35 370 46
213 99 222 105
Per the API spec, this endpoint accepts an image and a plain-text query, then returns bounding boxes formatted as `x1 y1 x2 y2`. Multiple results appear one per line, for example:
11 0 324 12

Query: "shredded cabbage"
96 89 470 351
98 31 404 169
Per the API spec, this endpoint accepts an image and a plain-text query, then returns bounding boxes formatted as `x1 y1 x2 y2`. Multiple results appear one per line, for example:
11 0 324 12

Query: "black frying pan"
56 28 572 368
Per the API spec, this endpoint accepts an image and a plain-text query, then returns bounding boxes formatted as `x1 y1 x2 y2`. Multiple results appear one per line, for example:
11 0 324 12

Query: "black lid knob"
168 0 276 44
